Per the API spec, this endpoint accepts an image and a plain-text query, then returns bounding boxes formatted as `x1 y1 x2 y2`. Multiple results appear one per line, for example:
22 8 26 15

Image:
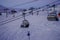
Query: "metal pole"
22 12 25 20
46 5 49 14
53 4 55 12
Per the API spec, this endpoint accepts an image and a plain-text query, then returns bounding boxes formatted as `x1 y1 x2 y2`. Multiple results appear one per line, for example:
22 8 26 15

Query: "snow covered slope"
0 10 60 40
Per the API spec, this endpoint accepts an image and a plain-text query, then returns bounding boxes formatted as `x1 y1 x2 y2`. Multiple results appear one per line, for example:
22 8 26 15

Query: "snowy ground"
0 10 60 40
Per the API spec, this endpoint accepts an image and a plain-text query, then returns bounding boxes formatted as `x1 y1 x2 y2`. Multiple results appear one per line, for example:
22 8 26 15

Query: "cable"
0 14 22 23
0 13 30 26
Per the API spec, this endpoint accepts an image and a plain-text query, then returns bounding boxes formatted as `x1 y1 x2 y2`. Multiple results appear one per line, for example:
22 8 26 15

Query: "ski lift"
47 4 59 21
21 19 29 28
21 12 29 28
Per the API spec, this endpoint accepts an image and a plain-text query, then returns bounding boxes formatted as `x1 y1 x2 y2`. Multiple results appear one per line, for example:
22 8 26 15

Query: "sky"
0 0 57 8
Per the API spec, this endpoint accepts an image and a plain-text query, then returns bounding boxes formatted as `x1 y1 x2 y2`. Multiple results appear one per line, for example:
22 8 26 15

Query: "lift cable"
0 2 59 23
0 13 30 26
0 3 60 26
0 14 22 23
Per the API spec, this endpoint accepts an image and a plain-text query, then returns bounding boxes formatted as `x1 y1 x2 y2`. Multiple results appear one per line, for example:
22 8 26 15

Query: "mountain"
0 5 10 13
0 5 7 9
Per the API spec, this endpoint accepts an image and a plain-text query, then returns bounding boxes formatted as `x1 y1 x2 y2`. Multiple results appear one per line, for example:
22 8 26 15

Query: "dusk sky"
0 0 56 8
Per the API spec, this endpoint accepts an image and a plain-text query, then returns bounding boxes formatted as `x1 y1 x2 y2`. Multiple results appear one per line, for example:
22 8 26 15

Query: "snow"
0 10 60 40
0 0 60 40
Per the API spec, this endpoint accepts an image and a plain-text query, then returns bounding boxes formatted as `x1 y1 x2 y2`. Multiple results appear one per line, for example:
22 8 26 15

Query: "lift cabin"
21 19 29 28
47 4 59 21
47 11 59 21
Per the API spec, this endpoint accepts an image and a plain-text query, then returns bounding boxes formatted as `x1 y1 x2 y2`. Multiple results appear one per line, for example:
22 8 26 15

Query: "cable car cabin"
0 12 2 15
47 12 59 21
21 20 29 28
58 13 60 17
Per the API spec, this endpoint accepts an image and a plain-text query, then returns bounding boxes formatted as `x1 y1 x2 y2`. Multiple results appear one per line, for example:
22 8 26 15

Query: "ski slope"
0 10 60 40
